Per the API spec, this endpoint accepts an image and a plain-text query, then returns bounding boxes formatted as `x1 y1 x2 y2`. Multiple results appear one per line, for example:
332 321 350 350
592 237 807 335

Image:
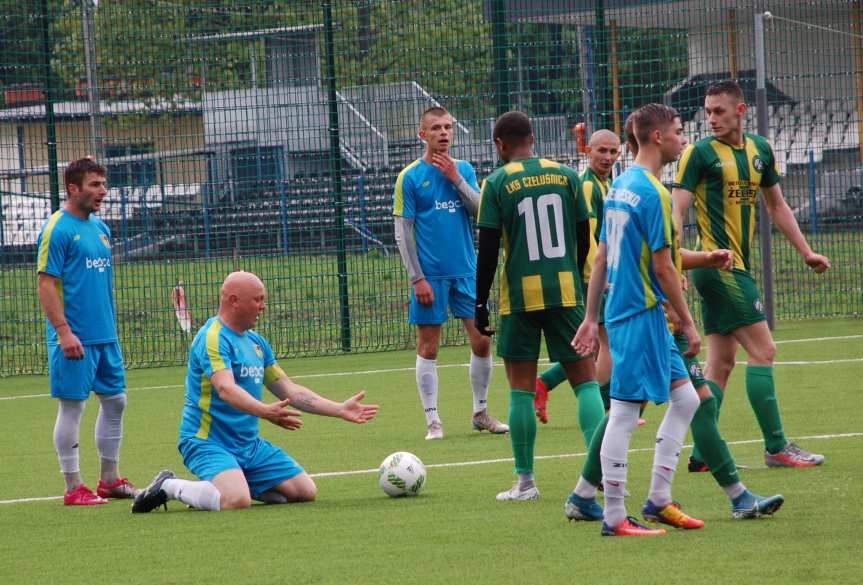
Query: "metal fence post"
324 1 352 352
808 149 818 233
491 0 510 117
754 11 775 330
40 0 60 213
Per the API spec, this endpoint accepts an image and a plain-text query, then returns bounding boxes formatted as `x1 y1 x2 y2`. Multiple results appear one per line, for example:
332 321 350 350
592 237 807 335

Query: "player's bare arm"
761 183 831 274
680 248 734 271
671 187 694 238
37 272 84 360
572 243 607 356
653 246 700 357
210 369 303 430
268 375 379 424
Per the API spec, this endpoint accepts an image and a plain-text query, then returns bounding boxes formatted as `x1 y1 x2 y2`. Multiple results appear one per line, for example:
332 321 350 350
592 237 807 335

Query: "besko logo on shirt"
100 234 111 248
422 180 431 188
435 199 463 213
85 257 111 272
240 364 264 384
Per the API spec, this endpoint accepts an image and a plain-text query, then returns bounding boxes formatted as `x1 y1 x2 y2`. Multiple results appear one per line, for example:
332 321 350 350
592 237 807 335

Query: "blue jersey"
600 165 674 325
392 158 479 279
179 317 286 449
36 209 118 346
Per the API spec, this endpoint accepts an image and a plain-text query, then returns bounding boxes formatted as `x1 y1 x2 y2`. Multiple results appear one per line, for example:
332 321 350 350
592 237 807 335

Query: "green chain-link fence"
1 0 860 375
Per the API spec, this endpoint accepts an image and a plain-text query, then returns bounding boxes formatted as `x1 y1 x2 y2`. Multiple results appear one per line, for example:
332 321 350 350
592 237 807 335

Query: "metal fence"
1 0 861 375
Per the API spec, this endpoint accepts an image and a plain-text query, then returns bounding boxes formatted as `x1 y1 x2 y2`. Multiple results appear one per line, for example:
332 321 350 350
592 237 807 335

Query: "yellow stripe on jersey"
674 144 697 186
37 210 64 273
558 271 577 307
500 230 511 315
582 181 598 282
264 364 287 386
539 159 560 169
522 274 545 311
393 159 421 217
206 320 227 372
503 162 525 175
710 141 745 269
640 241 657 310
645 172 673 244
196 320 226 440
743 138 763 261
195 377 214 440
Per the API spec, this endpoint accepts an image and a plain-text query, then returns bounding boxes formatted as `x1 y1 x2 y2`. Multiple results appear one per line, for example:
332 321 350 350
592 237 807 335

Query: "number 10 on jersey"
517 194 566 262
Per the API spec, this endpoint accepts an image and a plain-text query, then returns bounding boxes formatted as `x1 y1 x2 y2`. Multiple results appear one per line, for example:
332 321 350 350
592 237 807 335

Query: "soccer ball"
378 451 426 497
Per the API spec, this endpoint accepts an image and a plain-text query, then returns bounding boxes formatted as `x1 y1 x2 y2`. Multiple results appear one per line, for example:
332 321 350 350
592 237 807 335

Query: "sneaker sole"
472 423 509 434
642 512 704 529
732 497 784 519
765 459 819 468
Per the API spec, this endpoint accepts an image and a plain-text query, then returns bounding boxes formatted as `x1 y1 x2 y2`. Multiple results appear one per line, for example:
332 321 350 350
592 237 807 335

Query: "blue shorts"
409 276 475 325
179 436 305 499
607 305 688 404
49 341 125 400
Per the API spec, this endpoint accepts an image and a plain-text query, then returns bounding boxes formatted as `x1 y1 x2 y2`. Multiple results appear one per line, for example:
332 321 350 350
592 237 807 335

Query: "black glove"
475 302 494 337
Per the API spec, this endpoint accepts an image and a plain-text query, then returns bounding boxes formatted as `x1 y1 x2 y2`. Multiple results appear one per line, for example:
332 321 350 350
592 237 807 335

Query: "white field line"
1 431 860 506
2 333 860 403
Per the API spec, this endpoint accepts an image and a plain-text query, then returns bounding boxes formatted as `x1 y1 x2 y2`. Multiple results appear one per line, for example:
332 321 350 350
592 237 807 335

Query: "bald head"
586 129 621 179
588 129 620 149
219 271 267 331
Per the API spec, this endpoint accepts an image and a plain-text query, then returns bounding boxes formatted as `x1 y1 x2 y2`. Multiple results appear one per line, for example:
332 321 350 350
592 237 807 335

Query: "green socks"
573 381 605 448
690 396 740 487
509 390 537 474
691 380 725 462
538 362 567 392
746 365 788 454
599 382 611 411
581 414 608 486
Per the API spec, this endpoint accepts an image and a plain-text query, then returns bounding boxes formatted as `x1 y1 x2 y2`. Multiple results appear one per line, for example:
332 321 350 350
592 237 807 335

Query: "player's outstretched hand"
338 391 380 424
475 302 495 337
263 398 303 431
707 249 734 271
804 252 831 274
414 279 434 306
680 322 701 358
572 319 598 356
431 153 461 184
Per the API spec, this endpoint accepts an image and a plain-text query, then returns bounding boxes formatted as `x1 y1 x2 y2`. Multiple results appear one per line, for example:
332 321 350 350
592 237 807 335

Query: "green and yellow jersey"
674 133 780 272
477 157 588 315
579 167 610 283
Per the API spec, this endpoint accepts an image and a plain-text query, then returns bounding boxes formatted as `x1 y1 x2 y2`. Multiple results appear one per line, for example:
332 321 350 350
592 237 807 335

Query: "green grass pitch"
1 318 861 585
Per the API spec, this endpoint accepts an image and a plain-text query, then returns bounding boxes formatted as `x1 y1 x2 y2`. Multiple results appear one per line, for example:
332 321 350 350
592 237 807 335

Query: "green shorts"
497 306 589 363
692 267 766 335
673 333 707 389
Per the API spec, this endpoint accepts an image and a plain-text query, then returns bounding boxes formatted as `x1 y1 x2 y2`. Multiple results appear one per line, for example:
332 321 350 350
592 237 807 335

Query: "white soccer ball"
378 451 426 497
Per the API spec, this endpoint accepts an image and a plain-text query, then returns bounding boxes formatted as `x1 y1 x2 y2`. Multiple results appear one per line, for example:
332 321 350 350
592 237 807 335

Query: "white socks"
416 355 440 425
600 399 641 528
648 382 700 507
574 476 598 499
723 482 747 501
54 399 86 490
469 353 493 414
162 478 221 511
95 393 126 481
